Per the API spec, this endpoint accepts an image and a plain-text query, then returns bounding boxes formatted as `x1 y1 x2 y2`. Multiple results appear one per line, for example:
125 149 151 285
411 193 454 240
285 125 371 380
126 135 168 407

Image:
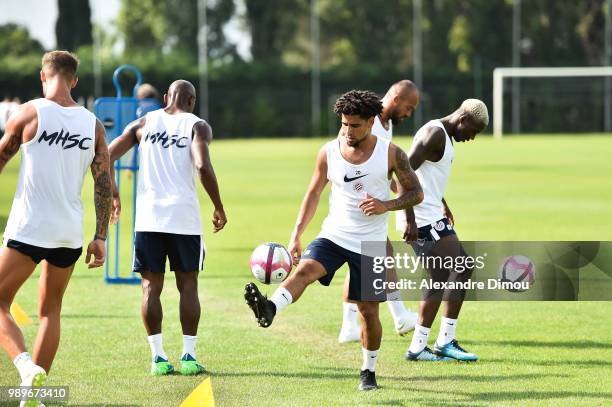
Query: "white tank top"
371 115 392 140
318 136 391 254
396 120 454 229
3 98 96 249
135 109 203 235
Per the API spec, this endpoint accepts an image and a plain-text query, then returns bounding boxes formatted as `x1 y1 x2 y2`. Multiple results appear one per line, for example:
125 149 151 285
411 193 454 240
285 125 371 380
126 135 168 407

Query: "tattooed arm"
0 103 37 173
358 144 423 216
107 117 144 222
85 119 112 268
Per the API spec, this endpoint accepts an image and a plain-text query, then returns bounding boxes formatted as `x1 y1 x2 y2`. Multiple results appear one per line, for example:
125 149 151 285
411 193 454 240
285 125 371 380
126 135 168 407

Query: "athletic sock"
147 333 168 361
270 287 292 313
408 324 431 354
341 302 359 329
436 317 457 346
386 291 408 322
13 352 39 382
361 348 379 372
182 335 198 359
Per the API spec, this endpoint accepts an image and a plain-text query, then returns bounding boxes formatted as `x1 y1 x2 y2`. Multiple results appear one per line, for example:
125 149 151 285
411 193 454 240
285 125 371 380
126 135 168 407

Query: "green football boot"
179 354 206 376
150 356 174 376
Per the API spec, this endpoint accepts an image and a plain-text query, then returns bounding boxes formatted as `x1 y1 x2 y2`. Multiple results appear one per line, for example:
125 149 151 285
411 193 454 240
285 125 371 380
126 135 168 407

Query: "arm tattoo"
0 132 21 172
384 147 424 211
91 145 112 239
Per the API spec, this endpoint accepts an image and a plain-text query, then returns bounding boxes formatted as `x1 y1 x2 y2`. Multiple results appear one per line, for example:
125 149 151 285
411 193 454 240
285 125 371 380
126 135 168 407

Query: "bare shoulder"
417 126 446 150
388 142 409 167
193 120 212 143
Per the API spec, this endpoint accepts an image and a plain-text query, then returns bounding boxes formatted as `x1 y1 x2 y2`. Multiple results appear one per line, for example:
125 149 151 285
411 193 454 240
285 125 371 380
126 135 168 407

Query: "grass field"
1 135 611 406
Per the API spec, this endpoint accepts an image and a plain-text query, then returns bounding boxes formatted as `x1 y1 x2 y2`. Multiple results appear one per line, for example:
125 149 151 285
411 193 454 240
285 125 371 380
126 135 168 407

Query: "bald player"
339 80 420 343
399 99 489 361
108 80 226 376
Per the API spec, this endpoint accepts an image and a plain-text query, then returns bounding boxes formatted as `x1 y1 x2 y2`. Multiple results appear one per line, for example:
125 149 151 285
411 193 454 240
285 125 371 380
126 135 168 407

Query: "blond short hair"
42 50 79 80
460 99 489 129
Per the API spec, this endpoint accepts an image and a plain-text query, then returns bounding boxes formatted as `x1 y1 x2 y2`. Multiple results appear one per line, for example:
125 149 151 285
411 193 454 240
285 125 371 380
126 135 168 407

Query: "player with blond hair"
399 99 489 362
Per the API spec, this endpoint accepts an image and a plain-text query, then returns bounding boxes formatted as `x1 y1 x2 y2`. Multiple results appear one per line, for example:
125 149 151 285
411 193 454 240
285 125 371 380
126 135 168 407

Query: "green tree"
0 24 44 56
244 0 306 62
56 0 93 51
117 0 237 62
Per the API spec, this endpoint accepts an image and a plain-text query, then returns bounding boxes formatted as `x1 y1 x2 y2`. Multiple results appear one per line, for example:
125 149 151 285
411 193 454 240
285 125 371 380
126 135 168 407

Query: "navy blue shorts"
5 239 82 268
133 232 204 273
301 238 385 302
411 218 457 256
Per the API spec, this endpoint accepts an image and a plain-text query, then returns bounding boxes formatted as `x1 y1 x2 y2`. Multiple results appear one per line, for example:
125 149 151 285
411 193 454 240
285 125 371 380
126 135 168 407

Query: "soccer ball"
249 243 292 284
498 255 535 292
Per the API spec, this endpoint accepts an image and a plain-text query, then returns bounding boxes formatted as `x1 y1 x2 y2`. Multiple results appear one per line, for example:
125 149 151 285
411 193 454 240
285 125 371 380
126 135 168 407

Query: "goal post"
493 66 612 139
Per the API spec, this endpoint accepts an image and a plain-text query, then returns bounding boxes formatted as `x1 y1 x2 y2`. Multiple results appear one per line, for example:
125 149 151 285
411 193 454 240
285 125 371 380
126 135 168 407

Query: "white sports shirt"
397 119 454 229
318 136 391 254
3 98 96 248
371 115 392 140
135 109 204 235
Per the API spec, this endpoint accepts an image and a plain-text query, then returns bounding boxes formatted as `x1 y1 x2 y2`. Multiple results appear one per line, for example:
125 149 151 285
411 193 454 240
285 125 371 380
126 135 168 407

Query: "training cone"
180 377 215 407
10 303 33 327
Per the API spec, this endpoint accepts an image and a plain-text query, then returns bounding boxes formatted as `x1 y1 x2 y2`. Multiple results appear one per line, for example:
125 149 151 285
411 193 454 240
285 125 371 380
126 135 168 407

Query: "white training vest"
318 136 391 254
135 109 203 235
396 120 454 229
3 98 96 249
371 115 392 140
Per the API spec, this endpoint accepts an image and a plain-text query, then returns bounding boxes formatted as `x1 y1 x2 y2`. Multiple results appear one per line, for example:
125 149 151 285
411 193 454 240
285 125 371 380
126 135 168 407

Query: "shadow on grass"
479 340 612 349
209 368 567 384
484 358 612 368
0 215 6 232
61 314 133 319
377 386 612 404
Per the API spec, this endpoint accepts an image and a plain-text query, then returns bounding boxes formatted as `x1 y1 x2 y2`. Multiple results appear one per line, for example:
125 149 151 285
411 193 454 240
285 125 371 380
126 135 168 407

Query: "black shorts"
133 232 204 273
411 218 457 257
301 238 385 302
5 239 82 268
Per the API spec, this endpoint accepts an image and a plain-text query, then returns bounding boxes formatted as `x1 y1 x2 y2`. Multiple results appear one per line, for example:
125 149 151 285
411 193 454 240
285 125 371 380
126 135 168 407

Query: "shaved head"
164 79 197 113
383 79 420 125
389 79 419 99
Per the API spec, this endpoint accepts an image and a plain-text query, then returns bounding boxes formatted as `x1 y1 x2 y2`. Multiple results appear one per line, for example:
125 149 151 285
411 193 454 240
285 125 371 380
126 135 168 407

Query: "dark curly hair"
333 90 383 119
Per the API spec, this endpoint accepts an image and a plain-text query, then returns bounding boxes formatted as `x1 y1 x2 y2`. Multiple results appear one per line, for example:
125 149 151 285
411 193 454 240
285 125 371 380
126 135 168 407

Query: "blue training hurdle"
94 65 161 284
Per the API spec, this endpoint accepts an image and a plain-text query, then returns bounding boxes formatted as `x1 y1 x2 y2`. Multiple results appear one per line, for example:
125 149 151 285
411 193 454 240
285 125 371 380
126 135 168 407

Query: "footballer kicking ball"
498 255 535 292
250 243 292 284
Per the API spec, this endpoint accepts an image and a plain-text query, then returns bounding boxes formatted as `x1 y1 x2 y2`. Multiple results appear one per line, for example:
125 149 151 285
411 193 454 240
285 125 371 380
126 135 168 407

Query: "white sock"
182 335 197 359
270 287 293 313
147 333 168 361
13 352 39 381
408 324 430 354
436 317 457 346
386 291 408 322
361 348 379 372
341 302 359 329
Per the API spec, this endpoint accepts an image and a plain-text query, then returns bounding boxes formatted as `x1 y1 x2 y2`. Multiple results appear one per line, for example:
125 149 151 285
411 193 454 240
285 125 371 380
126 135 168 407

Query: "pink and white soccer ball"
498 255 535 292
250 243 292 284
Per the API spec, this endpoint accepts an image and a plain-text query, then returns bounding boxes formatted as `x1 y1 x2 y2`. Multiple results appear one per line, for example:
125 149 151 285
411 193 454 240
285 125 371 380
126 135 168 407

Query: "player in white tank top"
0 51 111 390
339 80 422 343
399 99 489 362
244 90 423 391
108 80 226 375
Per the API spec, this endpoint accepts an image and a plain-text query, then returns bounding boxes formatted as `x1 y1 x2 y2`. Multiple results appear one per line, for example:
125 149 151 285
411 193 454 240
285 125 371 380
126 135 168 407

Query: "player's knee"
356 302 379 321
177 273 198 293
38 301 62 319
142 279 163 297
293 263 323 285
